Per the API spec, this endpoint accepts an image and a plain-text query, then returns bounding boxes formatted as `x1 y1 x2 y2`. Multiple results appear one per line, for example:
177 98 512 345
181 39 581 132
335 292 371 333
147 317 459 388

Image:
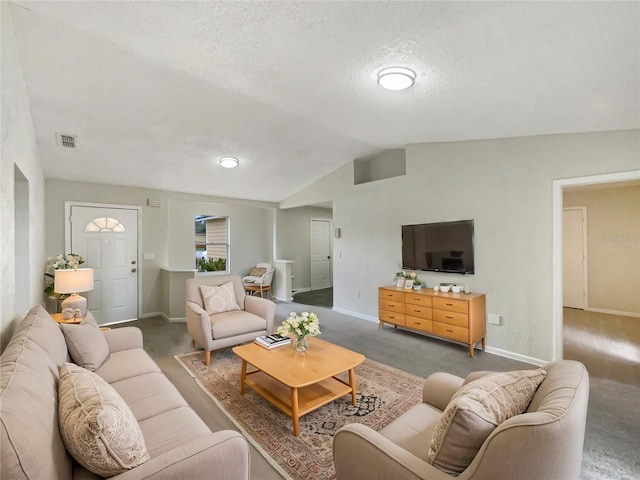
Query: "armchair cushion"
211 310 267 338
428 368 547 475
249 267 267 277
58 363 150 477
60 320 110 371
200 282 241 315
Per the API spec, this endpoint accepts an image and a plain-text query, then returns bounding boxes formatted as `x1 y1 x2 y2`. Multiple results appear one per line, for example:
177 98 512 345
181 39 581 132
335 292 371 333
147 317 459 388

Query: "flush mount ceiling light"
377 66 416 91
218 156 239 168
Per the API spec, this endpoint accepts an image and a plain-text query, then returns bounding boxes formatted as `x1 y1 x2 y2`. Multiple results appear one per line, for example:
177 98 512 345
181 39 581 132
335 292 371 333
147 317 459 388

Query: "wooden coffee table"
232 338 365 436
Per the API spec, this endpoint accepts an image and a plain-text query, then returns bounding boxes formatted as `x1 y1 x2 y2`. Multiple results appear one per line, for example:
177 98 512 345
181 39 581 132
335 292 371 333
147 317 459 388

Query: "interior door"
563 207 587 309
310 219 331 290
69 205 139 324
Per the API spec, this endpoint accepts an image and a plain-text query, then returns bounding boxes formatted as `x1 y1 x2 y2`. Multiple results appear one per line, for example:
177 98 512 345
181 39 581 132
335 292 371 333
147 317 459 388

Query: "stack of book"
254 334 291 350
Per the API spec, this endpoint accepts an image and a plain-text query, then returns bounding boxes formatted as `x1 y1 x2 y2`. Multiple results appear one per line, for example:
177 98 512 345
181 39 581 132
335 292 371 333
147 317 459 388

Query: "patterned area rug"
175 348 424 480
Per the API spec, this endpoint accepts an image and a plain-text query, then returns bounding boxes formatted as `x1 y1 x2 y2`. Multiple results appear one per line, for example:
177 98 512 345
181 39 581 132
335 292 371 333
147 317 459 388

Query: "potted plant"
413 278 423 290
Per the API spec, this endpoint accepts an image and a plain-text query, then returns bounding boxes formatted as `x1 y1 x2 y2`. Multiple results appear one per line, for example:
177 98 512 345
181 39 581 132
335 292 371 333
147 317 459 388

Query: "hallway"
563 308 640 386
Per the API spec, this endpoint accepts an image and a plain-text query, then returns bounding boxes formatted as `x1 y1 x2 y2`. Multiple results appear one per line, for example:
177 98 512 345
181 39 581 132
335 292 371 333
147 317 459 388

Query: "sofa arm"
103 327 143 353
245 296 276 333
186 301 213 350
333 424 450 480
422 372 464 411
112 432 249 480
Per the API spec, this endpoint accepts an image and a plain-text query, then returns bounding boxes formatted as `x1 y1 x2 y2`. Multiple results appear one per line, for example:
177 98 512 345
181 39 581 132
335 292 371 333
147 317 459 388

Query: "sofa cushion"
200 282 241 314
58 363 150 477
428 368 547 475
61 320 110 371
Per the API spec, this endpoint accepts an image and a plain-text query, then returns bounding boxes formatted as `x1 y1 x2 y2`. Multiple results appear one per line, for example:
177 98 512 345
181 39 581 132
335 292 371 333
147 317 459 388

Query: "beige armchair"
186 274 275 365
334 360 589 480
242 262 274 298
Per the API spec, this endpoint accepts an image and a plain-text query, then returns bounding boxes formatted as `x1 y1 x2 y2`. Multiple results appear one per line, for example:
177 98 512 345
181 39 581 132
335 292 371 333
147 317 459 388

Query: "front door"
69 205 139 324
310 218 331 290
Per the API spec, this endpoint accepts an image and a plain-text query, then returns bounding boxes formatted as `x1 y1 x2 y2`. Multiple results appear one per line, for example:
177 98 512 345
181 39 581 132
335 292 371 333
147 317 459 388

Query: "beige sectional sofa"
1 305 249 479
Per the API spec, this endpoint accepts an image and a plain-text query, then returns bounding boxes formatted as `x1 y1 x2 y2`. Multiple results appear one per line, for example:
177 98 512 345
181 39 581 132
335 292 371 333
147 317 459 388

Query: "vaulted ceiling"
9 1 640 202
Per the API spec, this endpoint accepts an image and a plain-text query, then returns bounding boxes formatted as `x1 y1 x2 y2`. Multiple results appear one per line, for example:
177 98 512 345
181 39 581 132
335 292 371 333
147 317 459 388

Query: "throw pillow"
60 320 110 371
200 282 241 315
249 267 267 277
58 363 150 477
428 368 547 475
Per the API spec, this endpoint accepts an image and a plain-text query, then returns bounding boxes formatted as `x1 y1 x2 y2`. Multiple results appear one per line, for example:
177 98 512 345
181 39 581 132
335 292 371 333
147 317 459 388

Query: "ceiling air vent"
55 133 78 149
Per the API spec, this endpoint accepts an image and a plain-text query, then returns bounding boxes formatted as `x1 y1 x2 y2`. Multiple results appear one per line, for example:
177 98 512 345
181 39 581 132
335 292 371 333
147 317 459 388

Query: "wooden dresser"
378 286 486 357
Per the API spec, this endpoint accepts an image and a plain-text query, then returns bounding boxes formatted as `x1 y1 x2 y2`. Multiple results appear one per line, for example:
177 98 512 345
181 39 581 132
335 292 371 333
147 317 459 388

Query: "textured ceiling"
9 1 640 203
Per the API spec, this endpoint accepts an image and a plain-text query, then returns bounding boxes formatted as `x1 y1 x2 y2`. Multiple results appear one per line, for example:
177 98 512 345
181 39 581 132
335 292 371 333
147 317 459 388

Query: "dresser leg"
482 337 486 351
469 344 474 358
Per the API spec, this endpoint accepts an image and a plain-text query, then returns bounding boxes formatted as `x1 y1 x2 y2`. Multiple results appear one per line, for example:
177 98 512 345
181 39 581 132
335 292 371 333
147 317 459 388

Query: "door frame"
562 206 588 310
64 201 143 320
309 217 333 290
552 169 640 361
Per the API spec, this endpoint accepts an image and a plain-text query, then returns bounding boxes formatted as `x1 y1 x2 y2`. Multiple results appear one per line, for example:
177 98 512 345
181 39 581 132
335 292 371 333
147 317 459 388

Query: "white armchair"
242 263 274 298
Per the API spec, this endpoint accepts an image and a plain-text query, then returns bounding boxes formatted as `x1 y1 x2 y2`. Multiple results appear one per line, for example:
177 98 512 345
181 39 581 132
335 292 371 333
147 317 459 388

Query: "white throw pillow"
200 282 241 314
428 368 547 475
58 363 150 477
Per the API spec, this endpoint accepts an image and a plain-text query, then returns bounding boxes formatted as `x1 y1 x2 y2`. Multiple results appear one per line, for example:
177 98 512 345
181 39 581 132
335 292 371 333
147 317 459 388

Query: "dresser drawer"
433 297 469 314
380 309 405 326
405 294 432 307
406 316 432 333
433 309 468 328
379 289 405 302
433 322 468 342
405 304 432 320
379 298 405 314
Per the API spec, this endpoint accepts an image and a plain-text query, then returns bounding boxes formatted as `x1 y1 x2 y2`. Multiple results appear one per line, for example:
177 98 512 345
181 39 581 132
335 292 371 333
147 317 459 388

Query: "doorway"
65 203 140 325
310 218 332 290
553 170 640 361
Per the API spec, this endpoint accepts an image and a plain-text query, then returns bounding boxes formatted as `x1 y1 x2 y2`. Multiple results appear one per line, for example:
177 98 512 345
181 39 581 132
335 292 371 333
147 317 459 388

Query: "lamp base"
61 294 88 318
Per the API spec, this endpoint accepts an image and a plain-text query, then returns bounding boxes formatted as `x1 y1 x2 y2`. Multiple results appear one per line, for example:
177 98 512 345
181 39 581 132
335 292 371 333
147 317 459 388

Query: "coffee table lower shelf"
242 370 354 436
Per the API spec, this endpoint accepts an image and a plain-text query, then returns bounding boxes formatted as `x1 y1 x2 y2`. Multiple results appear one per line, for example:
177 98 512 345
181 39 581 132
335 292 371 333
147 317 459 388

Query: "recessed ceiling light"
218 156 239 168
377 66 416 91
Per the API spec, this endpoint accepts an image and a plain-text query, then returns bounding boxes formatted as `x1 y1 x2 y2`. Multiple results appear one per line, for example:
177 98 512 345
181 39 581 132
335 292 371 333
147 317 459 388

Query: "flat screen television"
402 220 475 274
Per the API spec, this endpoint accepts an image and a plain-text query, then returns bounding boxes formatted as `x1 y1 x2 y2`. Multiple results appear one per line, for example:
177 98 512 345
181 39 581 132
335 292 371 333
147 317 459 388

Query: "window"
84 217 126 232
195 215 229 272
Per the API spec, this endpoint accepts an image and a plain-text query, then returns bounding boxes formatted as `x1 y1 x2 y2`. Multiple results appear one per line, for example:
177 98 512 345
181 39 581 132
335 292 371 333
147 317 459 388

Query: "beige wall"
564 184 640 315
1 4 47 351
276 206 333 290
45 179 276 318
281 129 640 362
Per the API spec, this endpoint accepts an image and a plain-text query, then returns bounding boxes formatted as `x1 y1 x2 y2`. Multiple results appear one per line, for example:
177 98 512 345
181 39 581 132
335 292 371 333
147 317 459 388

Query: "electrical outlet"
488 313 502 325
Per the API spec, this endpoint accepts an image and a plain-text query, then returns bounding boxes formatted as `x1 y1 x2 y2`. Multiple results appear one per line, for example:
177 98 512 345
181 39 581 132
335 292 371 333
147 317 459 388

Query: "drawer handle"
446 329 454 333
387 294 394 297
414 322 421 325
389 304 395 307
446 303 454 306
389 315 395 319
413 309 421 313
446 315 454 319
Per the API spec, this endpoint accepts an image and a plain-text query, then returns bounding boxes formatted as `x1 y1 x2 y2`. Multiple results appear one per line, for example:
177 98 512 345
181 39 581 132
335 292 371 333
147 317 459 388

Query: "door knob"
131 260 136 264
131 268 137 273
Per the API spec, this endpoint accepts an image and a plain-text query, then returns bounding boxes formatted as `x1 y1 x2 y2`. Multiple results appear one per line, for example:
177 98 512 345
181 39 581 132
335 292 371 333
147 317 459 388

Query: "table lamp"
54 268 94 318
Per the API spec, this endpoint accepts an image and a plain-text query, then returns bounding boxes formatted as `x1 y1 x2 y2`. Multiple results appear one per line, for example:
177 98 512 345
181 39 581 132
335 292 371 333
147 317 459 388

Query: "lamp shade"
54 268 94 294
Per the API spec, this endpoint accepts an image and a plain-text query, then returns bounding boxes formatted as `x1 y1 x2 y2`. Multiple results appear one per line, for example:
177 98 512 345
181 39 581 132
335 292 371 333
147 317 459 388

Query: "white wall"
281 129 640 361
45 179 276 318
1 3 47 350
276 206 333 290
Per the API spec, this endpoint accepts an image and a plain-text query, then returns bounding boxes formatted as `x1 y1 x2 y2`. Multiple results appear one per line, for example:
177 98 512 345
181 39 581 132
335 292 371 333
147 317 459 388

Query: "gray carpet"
120 302 639 480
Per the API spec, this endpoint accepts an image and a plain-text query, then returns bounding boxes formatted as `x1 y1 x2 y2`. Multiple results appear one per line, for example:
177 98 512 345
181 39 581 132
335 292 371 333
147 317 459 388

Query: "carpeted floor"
175 348 423 480
121 301 640 480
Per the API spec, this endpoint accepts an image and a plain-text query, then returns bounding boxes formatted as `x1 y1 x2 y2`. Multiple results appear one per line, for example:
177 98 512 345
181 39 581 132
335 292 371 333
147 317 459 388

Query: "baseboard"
332 307 547 366
483 346 546 367
274 296 293 302
292 288 311 294
586 307 640 318
332 307 379 324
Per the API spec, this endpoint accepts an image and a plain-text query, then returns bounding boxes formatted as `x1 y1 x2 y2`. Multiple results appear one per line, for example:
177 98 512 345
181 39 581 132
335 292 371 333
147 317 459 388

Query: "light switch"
143 252 155 260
